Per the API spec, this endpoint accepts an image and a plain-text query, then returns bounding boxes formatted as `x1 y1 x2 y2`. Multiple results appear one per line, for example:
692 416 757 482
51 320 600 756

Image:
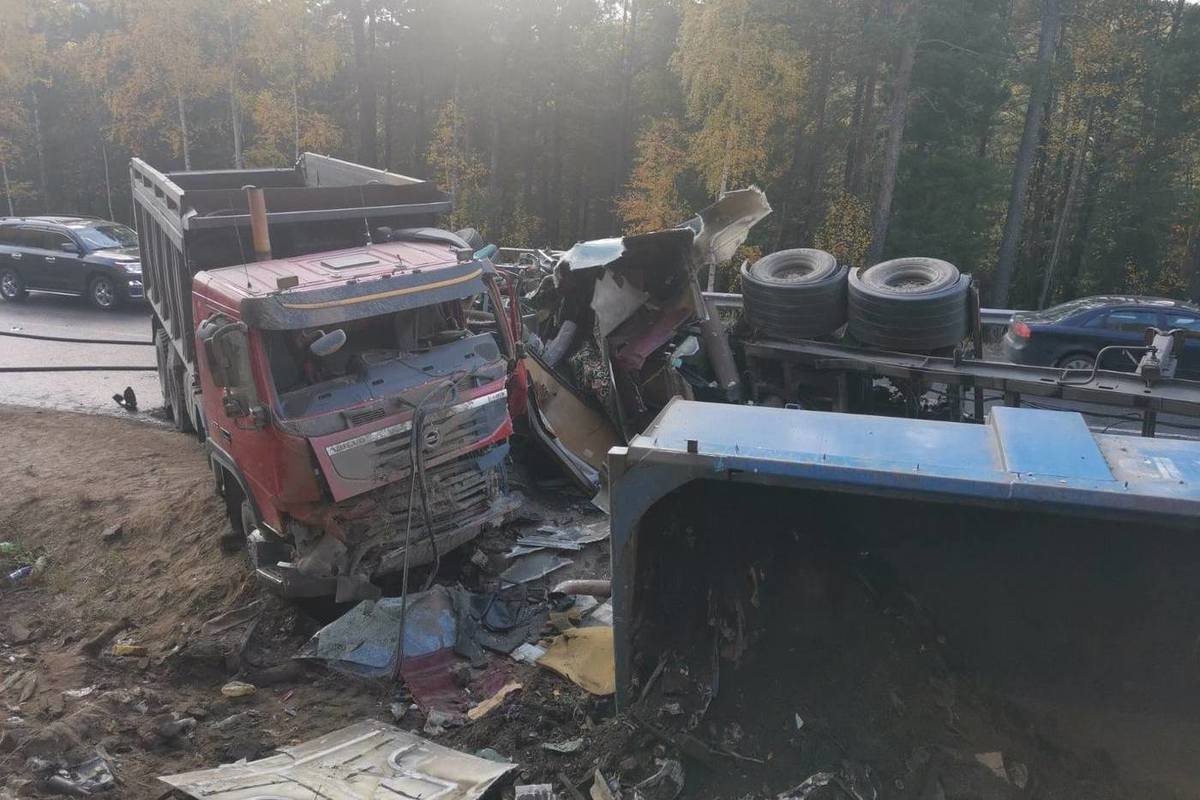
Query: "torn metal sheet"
159 719 516 800
557 237 626 272
500 551 573 585
517 521 610 551
592 269 651 338
296 586 455 677
680 186 772 266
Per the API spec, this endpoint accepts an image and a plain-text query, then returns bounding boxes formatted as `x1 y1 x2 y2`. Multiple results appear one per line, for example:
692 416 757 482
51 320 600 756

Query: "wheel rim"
93 279 114 307
1 272 17 297
1061 356 1093 371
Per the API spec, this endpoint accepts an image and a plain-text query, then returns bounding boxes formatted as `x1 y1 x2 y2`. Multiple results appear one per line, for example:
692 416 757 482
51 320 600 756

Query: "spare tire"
741 248 848 340
847 257 970 351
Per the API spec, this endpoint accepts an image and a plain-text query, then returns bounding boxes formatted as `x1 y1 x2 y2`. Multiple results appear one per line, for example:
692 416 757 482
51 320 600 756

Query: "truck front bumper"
254 445 515 600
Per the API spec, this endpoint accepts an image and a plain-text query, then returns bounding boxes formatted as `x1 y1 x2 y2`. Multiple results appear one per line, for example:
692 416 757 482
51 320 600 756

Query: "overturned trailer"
609 399 1200 797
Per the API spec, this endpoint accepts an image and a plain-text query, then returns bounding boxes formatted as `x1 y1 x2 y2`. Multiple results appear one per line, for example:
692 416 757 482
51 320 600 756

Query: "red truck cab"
192 234 521 599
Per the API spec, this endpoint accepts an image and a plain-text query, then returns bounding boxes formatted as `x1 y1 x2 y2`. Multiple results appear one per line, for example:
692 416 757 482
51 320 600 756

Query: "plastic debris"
423 708 466 736
7 565 32 581
220 681 257 698
537 627 615 695
297 586 456 677
542 738 584 754
100 524 123 543
390 702 411 721
44 748 116 795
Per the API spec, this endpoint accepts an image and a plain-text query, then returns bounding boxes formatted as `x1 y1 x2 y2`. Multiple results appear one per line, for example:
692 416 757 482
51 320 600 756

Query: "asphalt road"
0 293 161 416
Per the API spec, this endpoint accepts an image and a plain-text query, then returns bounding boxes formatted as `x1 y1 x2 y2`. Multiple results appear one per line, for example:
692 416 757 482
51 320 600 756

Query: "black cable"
0 330 152 345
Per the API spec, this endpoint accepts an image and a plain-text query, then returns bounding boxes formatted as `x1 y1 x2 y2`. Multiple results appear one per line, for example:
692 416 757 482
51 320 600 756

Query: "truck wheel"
740 249 848 340
847 258 970 352
166 353 195 434
0 268 27 301
154 329 173 418
87 275 119 310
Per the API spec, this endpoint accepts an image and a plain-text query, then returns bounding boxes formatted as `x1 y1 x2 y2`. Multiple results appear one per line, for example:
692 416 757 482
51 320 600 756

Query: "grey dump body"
609 399 1200 714
130 153 452 430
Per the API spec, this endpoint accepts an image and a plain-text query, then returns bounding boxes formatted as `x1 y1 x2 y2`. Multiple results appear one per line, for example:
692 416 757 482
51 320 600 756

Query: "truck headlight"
122 262 142 275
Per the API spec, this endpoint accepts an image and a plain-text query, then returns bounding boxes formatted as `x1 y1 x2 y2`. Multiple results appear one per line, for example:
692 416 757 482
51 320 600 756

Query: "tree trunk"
1039 104 1093 308
350 0 378 166
846 0 886 197
1 160 14 216
177 94 192 170
990 0 1060 306
101 140 115 221
230 78 244 169
292 80 301 161
866 3 919 266
30 88 48 211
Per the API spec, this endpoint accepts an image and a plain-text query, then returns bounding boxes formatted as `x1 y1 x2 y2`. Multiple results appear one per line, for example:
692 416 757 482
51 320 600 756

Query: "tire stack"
847 258 970 351
741 251 971 353
740 249 848 340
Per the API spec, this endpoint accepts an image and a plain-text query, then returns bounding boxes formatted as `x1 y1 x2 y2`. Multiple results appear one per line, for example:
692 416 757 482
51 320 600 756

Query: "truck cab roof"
194 236 493 330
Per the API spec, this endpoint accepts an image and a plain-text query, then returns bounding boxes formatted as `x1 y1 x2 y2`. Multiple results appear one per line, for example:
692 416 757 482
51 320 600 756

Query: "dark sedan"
1002 295 1200 378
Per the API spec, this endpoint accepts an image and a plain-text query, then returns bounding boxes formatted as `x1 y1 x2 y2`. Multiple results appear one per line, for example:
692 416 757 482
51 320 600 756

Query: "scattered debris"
111 643 147 657
511 642 547 664
160 720 516 799
297 586 456 677
516 784 558 800
501 551 574 585
43 748 116 796
538 627 615 695
552 578 612 598
975 751 1007 781
591 769 617 800
542 738 584 754
517 521 610 551
200 600 263 634
80 617 130 658
424 708 467 736
633 759 684 800
582 601 612 627
390 702 411 722
219 680 256 698
467 681 523 721
100 524 123 543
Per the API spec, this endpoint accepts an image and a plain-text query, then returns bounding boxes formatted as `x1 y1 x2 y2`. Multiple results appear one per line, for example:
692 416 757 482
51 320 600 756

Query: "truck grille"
323 390 509 484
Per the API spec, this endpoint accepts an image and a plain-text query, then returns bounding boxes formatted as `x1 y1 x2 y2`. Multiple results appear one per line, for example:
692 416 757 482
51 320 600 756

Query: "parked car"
0 216 142 310
1002 295 1200 378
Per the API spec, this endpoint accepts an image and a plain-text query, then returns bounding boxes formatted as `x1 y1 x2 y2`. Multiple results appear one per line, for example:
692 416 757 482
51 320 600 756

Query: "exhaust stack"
244 185 272 261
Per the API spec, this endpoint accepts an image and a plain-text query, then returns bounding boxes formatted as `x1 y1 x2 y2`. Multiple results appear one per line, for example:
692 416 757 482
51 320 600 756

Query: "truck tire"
166 351 195 434
740 249 848 340
0 268 27 301
154 329 173 417
848 258 970 352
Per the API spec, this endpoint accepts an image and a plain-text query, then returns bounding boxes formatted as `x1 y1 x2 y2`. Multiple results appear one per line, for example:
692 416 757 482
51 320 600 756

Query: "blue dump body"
609 400 1200 708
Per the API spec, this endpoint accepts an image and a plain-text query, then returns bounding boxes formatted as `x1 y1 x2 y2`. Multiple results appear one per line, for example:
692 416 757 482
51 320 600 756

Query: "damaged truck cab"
132 154 522 599
193 243 517 598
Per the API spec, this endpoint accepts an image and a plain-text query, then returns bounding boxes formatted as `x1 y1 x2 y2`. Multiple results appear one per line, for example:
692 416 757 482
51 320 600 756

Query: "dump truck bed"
609 399 1200 797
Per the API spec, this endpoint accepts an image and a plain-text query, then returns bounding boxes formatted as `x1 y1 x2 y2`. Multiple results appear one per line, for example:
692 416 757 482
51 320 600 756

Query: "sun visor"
240 259 492 330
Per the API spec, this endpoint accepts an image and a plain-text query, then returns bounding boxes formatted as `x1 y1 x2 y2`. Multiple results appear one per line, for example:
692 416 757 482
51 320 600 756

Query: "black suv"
0 216 143 310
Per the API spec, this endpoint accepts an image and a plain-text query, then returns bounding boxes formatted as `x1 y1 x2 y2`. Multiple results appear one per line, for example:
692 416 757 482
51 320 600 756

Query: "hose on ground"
0 330 153 345
0 366 157 372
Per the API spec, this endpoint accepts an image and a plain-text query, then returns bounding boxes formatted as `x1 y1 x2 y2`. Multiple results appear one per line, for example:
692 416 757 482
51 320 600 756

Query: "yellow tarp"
536 627 615 696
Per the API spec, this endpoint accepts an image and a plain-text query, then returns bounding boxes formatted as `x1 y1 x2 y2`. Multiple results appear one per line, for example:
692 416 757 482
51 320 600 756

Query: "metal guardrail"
703 292 1017 329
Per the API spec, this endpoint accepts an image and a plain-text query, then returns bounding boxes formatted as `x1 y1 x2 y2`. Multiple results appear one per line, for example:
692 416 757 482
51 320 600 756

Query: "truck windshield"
75 223 139 250
265 302 505 419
